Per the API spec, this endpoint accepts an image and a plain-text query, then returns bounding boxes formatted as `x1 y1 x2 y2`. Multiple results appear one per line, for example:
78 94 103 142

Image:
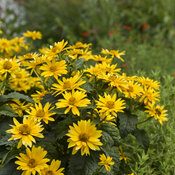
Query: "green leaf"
55 117 78 140
0 132 12 146
101 145 120 174
1 148 20 166
52 108 65 115
133 128 150 150
0 92 34 104
84 153 100 175
81 81 94 93
0 105 17 117
41 93 59 106
68 152 99 175
0 160 20 175
68 153 86 175
118 112 138 138
101 123 120 146
101 131 114 146
75 58 85 69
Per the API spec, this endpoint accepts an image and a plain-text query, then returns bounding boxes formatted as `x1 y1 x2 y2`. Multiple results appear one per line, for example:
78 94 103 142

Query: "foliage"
0 30 169 174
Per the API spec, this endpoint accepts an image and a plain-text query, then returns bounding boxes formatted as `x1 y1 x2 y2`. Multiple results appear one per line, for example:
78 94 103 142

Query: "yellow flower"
145 103 168 125
101 48 125 62
123 81 143 99
44 40 68 59
92 55 112 64
26 54 45 74
0 38 12 53
66 48 92 60
138 77 160 90
119 146 130 163
140 87 160 104
96 93 125 117
106 74 128 93
86 62 120 77
9 99 33 117
10 69 29 82
0 58 20 78
56 90 90 116
68 42 91 49
6 117 44 148
18 53 38 65
26 102 55 124
52 72 85 95
23 30 42 40
98 154 114 172
9 80 31 92
93 109 116 125
15 146 49 175
52 40 68 53
31 89 49 103
41 159 64 175
40 59 67 81
66 119 103 155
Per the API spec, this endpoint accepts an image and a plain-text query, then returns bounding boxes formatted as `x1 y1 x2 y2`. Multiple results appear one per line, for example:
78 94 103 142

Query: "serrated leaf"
0 160 20 175
40 93 60 106
81 81 94 93
52 108 65 115
0 92 34 103
75 58 85 69
0 132 12 146
118 112 138 138
84 153 99 175
101 131 114 146
133 128 150 150
68 152 99 175
0 105 17 117
1 148 20 166
101 145 120 174
101 123 120 146
55 117 78 140
68 153 86 175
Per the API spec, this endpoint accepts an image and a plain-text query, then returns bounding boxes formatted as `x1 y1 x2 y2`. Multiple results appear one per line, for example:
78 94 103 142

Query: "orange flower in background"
80 31 90 37
123 25 132 31
125 37 132 42
141 23 148 31
108 30 117 36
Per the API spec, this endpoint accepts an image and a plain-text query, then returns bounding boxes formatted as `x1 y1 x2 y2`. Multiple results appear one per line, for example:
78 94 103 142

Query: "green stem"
0 77 8 95
137 117 153 126
92 166 104 175
34 69 47 89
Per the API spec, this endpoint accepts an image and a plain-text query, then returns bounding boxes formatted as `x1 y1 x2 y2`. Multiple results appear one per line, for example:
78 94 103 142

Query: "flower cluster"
0 31 168 174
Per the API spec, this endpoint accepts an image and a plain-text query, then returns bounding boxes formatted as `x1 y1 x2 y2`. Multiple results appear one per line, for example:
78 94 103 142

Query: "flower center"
46 170 54 175
155 108 161 116
19 124 30 135
49 65 57 72
79 133 89 142
3 61 12 70
28 159 36 168
106 101 114 109
108 75 116 81
128 85 134 92
36 109 45 118
63 81 71 89
69 96 76 105
15 73 22 79
51 46 57 53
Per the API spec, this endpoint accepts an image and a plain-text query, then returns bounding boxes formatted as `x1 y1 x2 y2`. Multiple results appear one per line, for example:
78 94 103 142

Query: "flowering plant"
0 31 167 175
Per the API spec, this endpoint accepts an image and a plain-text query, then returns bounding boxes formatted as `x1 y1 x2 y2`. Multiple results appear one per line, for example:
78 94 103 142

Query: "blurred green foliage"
18 0 175 75
1 0 175 174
